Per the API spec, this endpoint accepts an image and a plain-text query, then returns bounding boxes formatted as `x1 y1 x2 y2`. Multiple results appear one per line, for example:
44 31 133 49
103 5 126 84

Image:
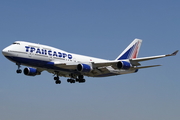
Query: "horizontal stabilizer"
132 65 161 69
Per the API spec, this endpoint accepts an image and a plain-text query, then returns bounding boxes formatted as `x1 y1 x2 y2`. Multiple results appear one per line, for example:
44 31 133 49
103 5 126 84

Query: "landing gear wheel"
67 79 75 83
55 80 61 84
71 80 75 83
16 63 22 74
79 79 85 83
16 69 22 73
67 79 71 82
77 75 85 83
54 76 59 80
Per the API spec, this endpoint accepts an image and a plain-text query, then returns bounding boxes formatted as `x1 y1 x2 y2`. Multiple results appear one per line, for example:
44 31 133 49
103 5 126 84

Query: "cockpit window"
12 42 20 45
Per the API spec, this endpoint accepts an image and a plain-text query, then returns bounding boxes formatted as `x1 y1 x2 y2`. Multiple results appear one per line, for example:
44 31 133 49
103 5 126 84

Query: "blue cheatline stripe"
5 56 72 72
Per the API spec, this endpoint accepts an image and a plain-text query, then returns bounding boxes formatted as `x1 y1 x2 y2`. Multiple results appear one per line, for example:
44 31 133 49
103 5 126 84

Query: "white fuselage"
2 39 178 84
2 41 136 78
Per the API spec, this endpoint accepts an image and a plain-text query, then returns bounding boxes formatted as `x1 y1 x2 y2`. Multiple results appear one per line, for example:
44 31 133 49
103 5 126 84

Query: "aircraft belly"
5 56 73 72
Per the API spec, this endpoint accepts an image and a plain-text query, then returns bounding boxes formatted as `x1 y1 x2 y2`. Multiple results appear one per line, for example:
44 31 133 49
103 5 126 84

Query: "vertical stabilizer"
116 39 142 60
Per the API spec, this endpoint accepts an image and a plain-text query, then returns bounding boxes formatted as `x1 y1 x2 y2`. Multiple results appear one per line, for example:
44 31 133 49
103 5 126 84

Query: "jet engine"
77 64 92 72
117 61 132 70
23 67 41 76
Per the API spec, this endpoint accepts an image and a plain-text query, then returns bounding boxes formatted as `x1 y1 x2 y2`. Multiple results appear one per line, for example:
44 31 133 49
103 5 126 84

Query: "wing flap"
54 62 78 69
92 61 117 68
92 66 110 74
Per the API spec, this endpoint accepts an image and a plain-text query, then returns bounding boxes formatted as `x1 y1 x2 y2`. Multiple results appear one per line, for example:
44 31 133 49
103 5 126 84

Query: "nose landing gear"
16 63 22 73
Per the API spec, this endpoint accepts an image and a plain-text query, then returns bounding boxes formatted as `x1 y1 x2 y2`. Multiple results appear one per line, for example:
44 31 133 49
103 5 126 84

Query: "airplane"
2 39 178 84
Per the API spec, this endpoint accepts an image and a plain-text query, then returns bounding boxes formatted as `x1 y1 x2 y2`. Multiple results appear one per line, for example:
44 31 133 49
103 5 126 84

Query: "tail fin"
116 39 142 60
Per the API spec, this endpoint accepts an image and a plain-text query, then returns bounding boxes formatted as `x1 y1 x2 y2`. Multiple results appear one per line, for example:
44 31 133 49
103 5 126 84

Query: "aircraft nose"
2 47 9 56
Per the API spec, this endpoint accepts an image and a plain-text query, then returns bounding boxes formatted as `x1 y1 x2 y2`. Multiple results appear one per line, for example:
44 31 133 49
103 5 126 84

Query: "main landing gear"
67 75 86 84
16 63 22 73
54 72 61 84
53 73 86 84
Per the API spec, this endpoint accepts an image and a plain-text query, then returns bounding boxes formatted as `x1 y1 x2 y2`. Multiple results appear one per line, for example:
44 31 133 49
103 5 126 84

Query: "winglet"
166 50 179 56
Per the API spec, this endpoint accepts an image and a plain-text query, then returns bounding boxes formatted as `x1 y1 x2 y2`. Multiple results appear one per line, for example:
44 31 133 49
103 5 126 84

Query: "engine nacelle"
23 67 41 76
77 64 92 72
117 61 132 70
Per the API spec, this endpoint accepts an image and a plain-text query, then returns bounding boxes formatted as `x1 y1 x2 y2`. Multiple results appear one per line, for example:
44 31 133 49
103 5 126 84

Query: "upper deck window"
12 42 20 45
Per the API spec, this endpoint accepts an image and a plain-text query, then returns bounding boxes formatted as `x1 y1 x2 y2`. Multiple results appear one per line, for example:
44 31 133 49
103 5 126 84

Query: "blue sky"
0 0 180 120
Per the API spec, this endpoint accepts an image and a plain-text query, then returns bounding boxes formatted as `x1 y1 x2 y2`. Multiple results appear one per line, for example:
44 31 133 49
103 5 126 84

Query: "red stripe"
131 42 139 58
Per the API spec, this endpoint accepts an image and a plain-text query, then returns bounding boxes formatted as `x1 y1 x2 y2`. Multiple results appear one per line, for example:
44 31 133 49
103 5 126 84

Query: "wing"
54 59 119 69
54 61 78 69
53 61 115 77
92 50 178 69
53 50 178 74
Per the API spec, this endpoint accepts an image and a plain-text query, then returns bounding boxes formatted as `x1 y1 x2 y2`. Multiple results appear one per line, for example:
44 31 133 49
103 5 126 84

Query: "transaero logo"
25 46 72 59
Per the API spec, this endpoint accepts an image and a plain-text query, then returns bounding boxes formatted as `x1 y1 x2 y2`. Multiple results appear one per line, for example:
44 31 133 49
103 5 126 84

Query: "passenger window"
12 42 20 45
